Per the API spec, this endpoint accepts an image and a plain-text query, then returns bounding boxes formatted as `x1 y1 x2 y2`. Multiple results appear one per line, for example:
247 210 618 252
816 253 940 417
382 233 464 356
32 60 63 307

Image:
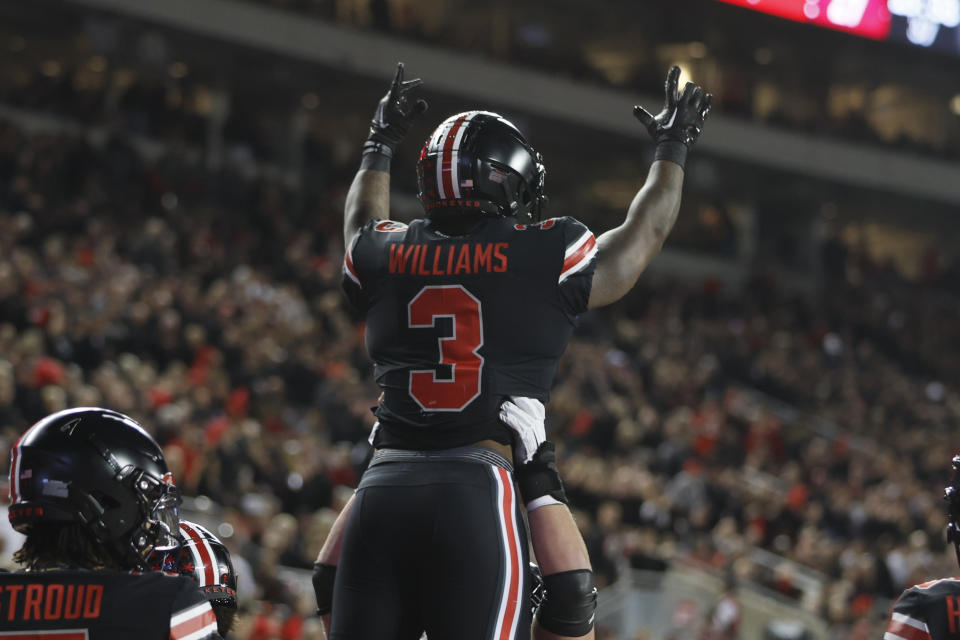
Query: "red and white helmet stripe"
179 521 219 587
8 420 44 504
425 111 492 200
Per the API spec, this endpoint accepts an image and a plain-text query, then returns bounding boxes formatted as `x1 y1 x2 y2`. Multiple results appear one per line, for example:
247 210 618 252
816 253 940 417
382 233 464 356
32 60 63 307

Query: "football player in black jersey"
883 456 960 640
3 407 222 640
314 63 711 640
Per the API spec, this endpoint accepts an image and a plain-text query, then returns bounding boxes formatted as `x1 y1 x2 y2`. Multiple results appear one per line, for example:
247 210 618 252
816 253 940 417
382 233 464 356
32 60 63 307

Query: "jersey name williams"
388 242 509 276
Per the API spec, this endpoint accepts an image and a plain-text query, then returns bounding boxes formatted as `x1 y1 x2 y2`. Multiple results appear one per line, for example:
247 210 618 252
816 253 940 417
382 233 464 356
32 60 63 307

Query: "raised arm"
588 66 712 309
343 62 428 248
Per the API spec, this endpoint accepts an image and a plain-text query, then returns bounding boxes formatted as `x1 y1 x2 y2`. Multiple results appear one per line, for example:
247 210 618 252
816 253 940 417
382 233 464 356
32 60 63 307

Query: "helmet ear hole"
90 490 120 510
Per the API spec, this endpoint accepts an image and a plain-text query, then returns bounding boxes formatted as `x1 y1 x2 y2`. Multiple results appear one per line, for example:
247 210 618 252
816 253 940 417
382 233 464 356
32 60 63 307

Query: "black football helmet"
417 111 547 224
945 456 960 567
8 407 181 569
150 520 238 636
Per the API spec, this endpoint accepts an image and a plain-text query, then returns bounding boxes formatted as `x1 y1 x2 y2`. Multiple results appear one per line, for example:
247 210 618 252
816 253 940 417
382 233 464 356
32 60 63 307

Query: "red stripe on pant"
495 467 521 640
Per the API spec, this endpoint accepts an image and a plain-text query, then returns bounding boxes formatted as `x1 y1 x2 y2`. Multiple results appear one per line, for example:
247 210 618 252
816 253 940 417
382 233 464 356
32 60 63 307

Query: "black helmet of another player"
150 521 238 636
945 455 960 567
417 111 547 224
8 407 181 569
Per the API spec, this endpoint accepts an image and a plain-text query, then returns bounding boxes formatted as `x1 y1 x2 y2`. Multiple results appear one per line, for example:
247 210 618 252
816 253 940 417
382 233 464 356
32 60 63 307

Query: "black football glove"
364 62 429 159
529 563 546 616
634 65 713 149
515 441 568 507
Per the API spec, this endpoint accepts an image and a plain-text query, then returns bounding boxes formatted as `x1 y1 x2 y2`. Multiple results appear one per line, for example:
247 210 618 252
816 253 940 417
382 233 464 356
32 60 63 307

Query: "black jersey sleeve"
886 587 934 640
342 223 372 311
555 217 597 316
169 579 222 640
342 219 411 311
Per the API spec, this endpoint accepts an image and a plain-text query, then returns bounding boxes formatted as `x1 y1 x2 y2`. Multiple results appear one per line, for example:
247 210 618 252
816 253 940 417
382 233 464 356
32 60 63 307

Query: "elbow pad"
312 562 338 616
537 569 598 637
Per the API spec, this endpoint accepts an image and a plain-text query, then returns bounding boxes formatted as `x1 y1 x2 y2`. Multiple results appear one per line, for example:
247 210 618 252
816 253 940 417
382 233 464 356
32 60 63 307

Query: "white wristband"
526 495 564 512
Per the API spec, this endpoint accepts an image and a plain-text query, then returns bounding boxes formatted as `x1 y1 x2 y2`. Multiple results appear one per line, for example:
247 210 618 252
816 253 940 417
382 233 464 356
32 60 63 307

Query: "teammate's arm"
588 66 712 309
313 493 356 633
343 62 428 248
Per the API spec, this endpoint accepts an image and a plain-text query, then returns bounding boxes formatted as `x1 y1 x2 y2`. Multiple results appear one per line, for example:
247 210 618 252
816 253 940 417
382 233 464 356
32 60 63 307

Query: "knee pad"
537 569 597 637
312 562 337 615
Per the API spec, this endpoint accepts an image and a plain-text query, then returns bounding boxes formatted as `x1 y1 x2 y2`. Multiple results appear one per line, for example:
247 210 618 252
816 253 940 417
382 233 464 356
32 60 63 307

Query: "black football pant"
330 448 531 640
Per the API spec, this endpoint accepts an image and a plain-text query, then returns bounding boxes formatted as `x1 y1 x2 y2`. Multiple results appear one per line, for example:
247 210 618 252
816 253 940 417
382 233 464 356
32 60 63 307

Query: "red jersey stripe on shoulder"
891 612 929 631
171 601 218 640
559 233 597 283
172 618 219 640
885 612 931 640
564 230 593 257
885 626 930 640
172 601 212 625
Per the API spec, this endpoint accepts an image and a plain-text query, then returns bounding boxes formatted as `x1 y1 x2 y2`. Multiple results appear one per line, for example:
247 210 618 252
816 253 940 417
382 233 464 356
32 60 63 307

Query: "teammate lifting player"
313 63 712 640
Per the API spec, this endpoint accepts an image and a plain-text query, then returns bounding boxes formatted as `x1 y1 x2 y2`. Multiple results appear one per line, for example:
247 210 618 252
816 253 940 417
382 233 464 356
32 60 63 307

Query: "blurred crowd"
0 50 208 147
0 115 368 637
0 35 296 167
0 63 959 640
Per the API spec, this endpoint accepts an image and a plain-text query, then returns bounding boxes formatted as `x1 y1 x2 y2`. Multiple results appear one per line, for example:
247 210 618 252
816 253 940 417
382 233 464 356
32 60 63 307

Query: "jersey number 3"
408 285 484 412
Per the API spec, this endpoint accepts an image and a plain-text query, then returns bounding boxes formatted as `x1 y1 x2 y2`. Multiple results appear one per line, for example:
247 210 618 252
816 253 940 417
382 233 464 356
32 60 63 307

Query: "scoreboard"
716 0 960 54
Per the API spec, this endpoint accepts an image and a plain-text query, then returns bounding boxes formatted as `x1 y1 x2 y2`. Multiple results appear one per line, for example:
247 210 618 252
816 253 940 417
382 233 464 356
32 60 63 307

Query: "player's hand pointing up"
364 62 429 158
634 65 712 148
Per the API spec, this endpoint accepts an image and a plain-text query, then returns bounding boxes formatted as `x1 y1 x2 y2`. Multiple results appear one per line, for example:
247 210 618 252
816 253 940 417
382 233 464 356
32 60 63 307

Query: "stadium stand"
240 0 960 159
